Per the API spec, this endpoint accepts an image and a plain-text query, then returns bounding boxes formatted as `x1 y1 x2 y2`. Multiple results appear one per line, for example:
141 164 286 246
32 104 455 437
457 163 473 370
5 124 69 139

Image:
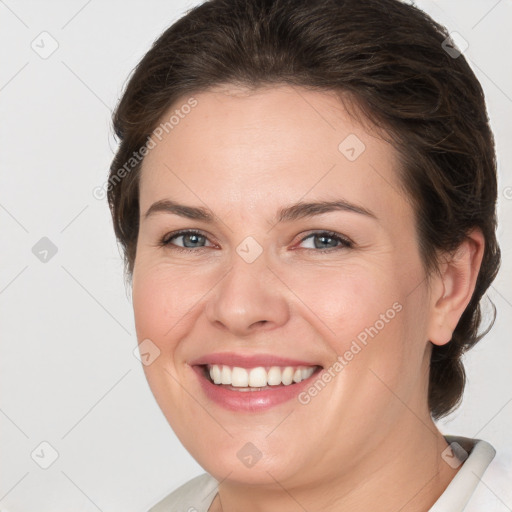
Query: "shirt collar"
429 435 496 511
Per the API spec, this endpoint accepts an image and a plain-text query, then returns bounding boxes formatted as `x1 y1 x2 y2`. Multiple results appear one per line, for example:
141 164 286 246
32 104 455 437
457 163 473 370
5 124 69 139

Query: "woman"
107 0 507 510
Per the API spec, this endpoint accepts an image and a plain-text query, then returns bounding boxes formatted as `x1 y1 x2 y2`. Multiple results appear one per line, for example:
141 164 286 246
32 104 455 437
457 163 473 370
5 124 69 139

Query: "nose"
205 253 290 337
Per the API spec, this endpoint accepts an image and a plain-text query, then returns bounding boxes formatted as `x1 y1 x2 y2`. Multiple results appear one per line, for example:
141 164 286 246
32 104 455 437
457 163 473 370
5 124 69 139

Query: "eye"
159 229 214 252
297 231 353 250
158 229 353 253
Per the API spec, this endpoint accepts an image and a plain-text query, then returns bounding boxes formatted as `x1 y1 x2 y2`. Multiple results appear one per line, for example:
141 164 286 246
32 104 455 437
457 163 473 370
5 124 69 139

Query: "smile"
189 353 323 412
205 364 317 389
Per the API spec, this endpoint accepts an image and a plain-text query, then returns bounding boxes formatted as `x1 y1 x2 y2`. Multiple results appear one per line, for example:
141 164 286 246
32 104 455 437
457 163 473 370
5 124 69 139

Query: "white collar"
428 435 496 511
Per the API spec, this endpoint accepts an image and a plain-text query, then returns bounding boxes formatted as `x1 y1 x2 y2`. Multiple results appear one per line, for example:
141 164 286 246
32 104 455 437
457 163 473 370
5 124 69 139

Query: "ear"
427 228 485 346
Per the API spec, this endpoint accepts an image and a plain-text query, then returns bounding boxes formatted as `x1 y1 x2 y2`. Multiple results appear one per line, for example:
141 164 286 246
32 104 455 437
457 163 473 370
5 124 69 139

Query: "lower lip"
192 365 322 412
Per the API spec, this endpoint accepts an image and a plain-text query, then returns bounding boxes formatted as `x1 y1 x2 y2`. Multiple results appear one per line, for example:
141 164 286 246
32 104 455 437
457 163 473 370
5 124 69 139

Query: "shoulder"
147 473 219 512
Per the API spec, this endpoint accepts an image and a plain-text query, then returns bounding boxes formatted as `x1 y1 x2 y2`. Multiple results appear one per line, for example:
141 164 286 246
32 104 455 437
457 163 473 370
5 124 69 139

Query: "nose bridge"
205 237 290 335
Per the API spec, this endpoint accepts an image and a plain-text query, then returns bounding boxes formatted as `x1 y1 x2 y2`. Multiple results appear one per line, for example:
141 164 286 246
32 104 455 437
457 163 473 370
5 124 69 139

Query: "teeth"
221 365 231 385
300 367 312 380
249 367 267 387
210 365 221 384
206 364 316 388
267 366 282 386
232 367 249 387
281 366 294 385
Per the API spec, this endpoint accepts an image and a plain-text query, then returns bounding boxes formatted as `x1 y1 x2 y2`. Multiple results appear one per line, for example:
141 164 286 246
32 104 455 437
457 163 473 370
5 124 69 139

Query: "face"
132 85 433 488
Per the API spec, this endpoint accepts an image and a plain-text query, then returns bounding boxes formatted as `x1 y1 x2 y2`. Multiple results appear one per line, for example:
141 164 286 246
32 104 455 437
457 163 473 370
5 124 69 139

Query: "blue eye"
160 229 212 251
298 231 353 250
159 229 353 253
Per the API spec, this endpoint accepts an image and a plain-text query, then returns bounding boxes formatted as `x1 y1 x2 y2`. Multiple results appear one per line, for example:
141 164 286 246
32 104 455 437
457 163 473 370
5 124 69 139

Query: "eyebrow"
143 198 376 224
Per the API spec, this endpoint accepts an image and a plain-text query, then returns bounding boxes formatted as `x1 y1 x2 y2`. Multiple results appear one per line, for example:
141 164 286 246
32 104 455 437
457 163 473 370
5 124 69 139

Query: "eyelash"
158 229 354 253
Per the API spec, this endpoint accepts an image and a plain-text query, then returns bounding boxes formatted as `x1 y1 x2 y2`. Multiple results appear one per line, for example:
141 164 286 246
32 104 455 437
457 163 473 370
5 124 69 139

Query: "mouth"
199 364 322 391
190 356 323 412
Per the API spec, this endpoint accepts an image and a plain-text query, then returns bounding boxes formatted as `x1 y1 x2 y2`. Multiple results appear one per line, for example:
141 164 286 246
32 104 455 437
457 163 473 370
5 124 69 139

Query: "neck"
209 415 459 512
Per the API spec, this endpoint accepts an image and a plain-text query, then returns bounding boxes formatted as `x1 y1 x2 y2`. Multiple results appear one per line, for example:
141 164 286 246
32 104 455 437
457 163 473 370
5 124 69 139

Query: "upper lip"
189 352 322 368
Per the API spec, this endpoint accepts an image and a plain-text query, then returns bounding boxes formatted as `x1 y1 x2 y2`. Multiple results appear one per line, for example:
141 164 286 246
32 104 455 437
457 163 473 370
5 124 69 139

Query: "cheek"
131 264 207 426
283 262 402 344
288 262 426 395
132 263 205 350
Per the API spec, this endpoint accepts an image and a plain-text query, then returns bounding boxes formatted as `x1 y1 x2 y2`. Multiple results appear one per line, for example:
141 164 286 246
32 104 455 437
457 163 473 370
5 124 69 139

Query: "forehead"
138 85 409 221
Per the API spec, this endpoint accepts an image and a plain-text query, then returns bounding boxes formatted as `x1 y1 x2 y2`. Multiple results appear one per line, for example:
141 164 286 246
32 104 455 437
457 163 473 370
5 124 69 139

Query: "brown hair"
107 0 500 419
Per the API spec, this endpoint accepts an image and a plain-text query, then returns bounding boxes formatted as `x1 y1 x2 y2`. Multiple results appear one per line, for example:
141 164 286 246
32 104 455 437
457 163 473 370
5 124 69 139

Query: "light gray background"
0 1 511 511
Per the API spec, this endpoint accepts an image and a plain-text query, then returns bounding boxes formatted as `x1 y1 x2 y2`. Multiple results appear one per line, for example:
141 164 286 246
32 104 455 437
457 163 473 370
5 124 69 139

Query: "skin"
131 84 484 512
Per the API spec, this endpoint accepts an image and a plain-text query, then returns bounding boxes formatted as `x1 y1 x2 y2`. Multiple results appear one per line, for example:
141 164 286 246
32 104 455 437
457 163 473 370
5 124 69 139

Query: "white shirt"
148 436 512 512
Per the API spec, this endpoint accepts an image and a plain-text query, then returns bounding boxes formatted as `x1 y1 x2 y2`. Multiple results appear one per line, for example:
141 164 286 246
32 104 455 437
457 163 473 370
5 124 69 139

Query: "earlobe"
428 229 485 347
